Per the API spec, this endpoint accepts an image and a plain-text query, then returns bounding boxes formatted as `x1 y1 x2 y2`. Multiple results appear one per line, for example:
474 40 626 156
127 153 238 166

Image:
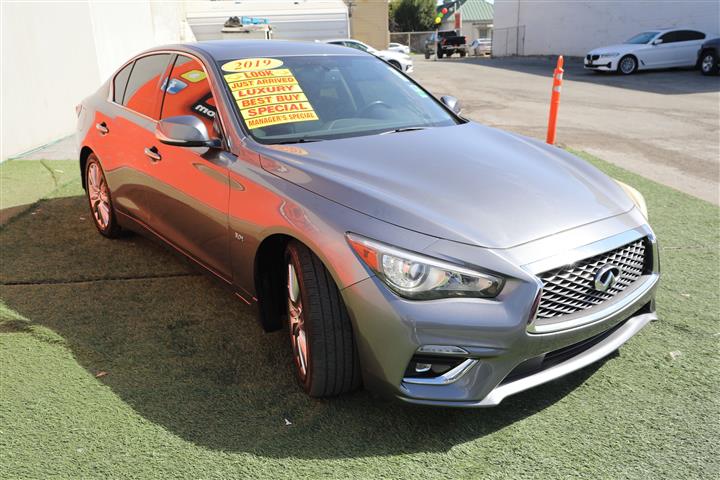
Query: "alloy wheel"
288 262 309 379
702 54 714 74
87 162 111 230
620 57 636 74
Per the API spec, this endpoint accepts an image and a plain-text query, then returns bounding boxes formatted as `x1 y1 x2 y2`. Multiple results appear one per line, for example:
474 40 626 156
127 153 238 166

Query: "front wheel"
618 55 637 75
85 154 122 238
701 51 718 75
285 241 361 397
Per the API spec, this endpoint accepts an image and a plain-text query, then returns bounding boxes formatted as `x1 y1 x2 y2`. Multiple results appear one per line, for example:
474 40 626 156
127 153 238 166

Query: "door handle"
144 146 162 162
95 122 109 135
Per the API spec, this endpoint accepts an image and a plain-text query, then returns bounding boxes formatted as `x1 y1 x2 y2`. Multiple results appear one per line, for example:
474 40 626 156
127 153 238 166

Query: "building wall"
493 0 720 57
349 0 389 49
1 1 187 159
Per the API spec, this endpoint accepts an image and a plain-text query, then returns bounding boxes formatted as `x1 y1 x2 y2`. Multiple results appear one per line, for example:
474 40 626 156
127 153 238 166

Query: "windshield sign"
625 31 659 44
217 55 459 144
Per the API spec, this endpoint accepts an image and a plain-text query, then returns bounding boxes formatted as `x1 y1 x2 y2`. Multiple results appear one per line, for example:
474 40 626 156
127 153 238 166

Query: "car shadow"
445 56 720 95
1 196 615 459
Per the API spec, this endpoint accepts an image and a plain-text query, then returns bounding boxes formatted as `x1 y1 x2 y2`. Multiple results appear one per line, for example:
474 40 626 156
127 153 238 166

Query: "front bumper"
340 223 659 407
584 57 617 71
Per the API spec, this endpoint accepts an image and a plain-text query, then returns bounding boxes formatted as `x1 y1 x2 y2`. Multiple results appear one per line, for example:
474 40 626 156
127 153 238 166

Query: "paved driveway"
410 56 720 204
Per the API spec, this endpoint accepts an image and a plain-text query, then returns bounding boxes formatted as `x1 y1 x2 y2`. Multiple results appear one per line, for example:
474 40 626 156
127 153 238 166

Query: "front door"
142 54 232 279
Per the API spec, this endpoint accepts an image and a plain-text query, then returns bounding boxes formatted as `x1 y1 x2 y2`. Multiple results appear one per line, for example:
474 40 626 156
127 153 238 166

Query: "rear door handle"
95 122 109 135
144 146 161 162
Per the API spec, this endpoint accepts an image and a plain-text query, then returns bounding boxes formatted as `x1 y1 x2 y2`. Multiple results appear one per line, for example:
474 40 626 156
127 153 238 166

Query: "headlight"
346 233 504 300
614 179 648 219
599 52 620 58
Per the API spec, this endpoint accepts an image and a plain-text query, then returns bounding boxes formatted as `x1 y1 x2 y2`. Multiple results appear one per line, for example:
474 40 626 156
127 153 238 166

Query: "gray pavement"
12 135 77 161
411 55 720 205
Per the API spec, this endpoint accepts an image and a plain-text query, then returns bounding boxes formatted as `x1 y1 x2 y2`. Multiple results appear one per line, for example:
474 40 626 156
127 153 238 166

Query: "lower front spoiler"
397 311 656 408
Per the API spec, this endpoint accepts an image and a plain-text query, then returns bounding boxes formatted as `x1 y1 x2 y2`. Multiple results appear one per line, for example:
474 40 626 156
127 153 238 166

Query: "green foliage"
390 0 437 32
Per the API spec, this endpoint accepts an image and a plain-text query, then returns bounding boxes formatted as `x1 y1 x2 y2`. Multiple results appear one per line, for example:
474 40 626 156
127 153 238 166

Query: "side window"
123 53 173 119
160 55 217 135
677 30 705 41
113 62 133 104
659 31 679 44
345 41 368 52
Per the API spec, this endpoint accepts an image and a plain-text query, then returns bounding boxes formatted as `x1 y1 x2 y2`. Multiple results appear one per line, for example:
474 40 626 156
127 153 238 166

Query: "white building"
492 0 720 57
0 0 350 160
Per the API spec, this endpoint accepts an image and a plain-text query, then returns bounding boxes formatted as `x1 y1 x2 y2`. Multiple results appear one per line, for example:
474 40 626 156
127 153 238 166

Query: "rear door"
143 54 232 279
103 53 174 224
673 30 706 66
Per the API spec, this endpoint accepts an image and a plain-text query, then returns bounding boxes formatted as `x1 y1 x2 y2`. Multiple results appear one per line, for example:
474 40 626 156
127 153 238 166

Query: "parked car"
469 38 492 56
424 30 467 59
77 40 659 407
585 28 708 74
698 36 720 75
322 38 413 73
388 42 410 55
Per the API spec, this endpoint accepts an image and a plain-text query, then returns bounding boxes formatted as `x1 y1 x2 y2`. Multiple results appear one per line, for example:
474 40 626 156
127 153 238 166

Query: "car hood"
375 49 410 62
258 122 634 249
588 44 640 55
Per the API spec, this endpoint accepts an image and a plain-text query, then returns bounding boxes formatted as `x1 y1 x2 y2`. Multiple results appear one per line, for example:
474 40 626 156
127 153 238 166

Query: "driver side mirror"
155 115 221 148
652 38 663 45
440 95 462 114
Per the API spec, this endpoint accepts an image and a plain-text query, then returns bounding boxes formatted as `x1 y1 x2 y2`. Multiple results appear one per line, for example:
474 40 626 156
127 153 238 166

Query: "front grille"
536 239 648 320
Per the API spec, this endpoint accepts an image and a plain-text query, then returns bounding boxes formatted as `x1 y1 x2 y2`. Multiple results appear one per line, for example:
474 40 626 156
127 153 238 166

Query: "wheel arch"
79 146 94 190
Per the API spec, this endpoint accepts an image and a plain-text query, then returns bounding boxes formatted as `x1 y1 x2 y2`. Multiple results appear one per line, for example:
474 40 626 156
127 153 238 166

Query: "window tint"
676 30 705 41
659 31 679 44
345 41 369 52
160 55 217 135
113 62 133 103
123 53 173 119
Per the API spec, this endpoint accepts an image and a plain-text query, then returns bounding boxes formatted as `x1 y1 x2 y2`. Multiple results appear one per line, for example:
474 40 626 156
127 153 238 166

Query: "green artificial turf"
1 155 718 479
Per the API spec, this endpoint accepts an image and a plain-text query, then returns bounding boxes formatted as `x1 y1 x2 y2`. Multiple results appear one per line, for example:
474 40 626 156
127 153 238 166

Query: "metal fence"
389 31 435 54
492 25 526 57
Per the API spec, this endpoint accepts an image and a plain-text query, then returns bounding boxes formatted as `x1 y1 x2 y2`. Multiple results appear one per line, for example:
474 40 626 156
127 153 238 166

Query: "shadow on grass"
1 196 612 459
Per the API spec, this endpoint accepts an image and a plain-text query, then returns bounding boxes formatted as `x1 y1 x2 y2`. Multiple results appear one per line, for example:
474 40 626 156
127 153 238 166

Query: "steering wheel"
356 100 393 118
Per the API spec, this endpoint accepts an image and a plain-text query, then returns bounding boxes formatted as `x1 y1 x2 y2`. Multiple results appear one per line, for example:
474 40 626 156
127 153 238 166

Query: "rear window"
676 30 705 41
113 62 133 104
123 53 173 119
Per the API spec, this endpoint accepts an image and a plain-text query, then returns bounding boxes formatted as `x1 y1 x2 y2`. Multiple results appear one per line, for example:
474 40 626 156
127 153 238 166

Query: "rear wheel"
85 154 121 238
618 55 638 75
701 50 718 75
285 241 361 397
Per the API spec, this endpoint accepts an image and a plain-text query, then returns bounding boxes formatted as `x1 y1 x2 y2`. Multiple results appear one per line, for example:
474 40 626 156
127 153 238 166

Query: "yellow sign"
221 58 284 72
180 69 207 83
223 58 319 129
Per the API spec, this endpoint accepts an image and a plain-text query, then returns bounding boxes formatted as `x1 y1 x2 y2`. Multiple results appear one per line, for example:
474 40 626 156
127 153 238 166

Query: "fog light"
415 362 432 373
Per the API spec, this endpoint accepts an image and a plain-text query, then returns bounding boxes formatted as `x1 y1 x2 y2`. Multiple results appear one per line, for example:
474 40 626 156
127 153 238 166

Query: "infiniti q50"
76 40 659 407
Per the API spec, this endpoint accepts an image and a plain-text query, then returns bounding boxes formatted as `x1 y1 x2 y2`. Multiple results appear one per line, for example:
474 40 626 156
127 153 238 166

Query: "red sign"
454 12 461 29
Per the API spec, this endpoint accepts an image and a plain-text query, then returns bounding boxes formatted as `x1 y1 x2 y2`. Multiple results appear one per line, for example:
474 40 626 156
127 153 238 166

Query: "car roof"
152 40 364 60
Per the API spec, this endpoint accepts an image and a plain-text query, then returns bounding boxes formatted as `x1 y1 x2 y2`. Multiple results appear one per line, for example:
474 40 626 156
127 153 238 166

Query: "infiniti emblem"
594 265 622 292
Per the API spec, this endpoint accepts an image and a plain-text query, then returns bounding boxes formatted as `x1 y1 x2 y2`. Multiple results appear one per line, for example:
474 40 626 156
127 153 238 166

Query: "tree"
390 0 437 32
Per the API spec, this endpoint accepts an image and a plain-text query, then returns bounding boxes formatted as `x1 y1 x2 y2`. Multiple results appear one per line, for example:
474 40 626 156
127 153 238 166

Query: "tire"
618 55 638 75
424 51 431 59
285 241 361 397
437 50 443 59
459 50 466 58
388 60 401 70
700 50 719 75
85 154 122 238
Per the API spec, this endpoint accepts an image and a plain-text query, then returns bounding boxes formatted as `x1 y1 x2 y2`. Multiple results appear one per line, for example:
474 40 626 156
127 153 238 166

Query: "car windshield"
625 31 659 44
217 55 459 144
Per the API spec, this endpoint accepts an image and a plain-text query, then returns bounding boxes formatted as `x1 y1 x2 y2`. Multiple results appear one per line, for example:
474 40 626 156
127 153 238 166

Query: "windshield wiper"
269 138 325 145
379 126 430 135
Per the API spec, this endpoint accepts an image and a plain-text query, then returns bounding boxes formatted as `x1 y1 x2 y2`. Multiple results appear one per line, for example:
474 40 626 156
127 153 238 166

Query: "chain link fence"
491 25 526 57
389 31 435 54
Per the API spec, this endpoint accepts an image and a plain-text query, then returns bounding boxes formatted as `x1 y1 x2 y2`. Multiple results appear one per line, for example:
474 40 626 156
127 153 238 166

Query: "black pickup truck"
424 30 468 59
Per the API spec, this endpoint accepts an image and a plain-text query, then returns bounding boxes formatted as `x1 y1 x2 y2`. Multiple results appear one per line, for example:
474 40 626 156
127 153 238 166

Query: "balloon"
434 16 441 24
441 8 448 14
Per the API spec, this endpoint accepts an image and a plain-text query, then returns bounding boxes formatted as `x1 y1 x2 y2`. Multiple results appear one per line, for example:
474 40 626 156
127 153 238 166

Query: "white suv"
322 38 414 73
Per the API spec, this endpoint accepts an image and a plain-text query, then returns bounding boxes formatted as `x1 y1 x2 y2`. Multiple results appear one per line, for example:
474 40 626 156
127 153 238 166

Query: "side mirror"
440 95 462 114
652 38 663 45
155 115 220 148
